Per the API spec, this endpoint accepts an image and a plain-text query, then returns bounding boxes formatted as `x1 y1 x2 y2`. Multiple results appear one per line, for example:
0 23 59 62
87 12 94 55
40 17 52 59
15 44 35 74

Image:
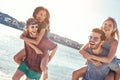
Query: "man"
72 28 110 80
12 18 57 80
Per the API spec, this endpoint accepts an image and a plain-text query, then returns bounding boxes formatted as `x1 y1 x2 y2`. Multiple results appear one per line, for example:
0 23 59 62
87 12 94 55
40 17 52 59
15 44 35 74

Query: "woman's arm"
22 28 46 45
20 29 44 54
25 41 43 54
90 40 118 63
79 43 91 60
80 42 102 66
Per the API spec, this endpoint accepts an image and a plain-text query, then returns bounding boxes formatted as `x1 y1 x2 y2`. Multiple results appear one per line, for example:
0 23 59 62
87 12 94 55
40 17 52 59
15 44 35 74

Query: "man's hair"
26 18 38 26
92 28 106 40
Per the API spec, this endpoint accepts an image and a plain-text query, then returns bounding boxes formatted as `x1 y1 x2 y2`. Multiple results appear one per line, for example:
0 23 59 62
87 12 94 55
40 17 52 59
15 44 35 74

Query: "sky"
0 0 120 44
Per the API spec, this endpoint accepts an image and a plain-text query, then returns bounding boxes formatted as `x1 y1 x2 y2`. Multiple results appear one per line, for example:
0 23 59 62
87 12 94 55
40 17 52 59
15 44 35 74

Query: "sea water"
0 24 86 80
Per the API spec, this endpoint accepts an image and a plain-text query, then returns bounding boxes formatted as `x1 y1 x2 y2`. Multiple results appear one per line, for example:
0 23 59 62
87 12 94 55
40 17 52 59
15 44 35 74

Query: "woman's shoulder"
110 38 118 44
40 22 48 27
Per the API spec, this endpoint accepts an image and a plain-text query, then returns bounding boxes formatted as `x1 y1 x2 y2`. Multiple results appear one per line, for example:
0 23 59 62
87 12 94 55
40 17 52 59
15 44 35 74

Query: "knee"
13 55 18 62
13 55 22 64
72 71 76 76
115 68 120 74
40 66 44 71
72 71 78 80
72 71 77 79
12 75 17 80
40 63 46 71
40 65 47 72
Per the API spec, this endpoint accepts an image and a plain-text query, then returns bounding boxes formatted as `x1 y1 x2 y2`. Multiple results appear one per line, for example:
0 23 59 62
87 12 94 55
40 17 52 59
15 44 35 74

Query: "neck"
105 34 111 40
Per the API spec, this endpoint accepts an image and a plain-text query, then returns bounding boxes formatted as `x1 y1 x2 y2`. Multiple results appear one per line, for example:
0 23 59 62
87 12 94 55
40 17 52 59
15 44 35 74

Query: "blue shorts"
18 61 41 80
109 57 120 71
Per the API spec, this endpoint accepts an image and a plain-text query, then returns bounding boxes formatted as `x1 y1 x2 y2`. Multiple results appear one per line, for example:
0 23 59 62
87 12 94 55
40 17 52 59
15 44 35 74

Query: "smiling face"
89 32 102 49
35 10 47 23
102 20 114 37
27 24 38 37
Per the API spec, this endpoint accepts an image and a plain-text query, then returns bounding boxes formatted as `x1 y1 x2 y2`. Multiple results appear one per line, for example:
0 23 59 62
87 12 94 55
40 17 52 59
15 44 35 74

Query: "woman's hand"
20 31 27 39
91 60 102 66
34 48 43 54
83 53 92 60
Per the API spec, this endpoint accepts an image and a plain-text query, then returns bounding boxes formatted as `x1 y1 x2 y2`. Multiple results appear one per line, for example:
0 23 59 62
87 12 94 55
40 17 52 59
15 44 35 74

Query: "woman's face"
35 10 47 23
102 20 114 36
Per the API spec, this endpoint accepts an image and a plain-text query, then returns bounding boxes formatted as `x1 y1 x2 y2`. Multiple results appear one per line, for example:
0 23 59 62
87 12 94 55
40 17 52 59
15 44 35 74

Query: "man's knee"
14 55 18 62
12 75 18 80
72 70 79 80
115 68 120 74
72 70 77 76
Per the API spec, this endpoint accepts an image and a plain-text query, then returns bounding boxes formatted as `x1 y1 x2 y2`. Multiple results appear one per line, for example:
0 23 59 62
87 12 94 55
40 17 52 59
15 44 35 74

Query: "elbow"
108 59 113 63
79 50 84 55
79 50 82 53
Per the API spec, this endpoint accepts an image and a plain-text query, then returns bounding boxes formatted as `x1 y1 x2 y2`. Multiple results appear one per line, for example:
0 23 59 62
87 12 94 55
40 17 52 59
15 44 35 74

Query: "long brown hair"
33 6 50 34
33 6 50 24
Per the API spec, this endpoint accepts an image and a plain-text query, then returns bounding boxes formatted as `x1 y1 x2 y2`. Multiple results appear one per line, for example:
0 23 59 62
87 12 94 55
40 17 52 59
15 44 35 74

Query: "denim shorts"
18 61 41 80
109 57 120 71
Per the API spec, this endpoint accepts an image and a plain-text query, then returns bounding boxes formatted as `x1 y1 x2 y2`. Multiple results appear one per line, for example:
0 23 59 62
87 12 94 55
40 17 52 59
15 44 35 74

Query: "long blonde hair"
101 17 119 41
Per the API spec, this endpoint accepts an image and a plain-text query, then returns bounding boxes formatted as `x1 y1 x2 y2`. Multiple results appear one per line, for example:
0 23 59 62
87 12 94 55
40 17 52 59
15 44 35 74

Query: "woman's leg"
72 66 87 80
49 46 57 62
12 69 24 80
115 68 120 80
40 54 49 80
14 48 26 65
105 71 115 80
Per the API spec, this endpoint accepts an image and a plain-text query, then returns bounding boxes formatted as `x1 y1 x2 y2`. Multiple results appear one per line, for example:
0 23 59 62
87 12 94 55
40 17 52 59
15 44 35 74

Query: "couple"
12 7 57 80
72 17 120 80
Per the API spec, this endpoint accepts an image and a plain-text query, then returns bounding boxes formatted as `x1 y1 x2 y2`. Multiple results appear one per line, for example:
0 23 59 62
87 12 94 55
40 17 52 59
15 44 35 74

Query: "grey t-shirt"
82 48 110 80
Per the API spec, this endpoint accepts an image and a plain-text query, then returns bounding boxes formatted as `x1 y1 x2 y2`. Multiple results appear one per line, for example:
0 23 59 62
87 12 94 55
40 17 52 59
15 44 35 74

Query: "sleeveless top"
24 34 57 73
82 48 110 80
102 41 111 52
102 40 120 71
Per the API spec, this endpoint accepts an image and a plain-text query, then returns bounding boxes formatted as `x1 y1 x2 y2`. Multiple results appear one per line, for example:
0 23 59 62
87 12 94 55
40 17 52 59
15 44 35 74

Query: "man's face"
27 24 38 36
88 32 102 49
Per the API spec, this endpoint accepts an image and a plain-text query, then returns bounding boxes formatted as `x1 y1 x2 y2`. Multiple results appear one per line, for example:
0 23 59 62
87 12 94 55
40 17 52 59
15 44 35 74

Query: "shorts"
109 57 120 71
18 61 41 80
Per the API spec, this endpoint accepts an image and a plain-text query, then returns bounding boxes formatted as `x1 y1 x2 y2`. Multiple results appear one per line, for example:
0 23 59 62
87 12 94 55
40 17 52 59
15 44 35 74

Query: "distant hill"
0 12 83 50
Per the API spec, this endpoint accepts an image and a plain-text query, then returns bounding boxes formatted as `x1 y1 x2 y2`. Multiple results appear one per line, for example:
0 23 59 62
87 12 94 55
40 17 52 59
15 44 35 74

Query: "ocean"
0 24 86 80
